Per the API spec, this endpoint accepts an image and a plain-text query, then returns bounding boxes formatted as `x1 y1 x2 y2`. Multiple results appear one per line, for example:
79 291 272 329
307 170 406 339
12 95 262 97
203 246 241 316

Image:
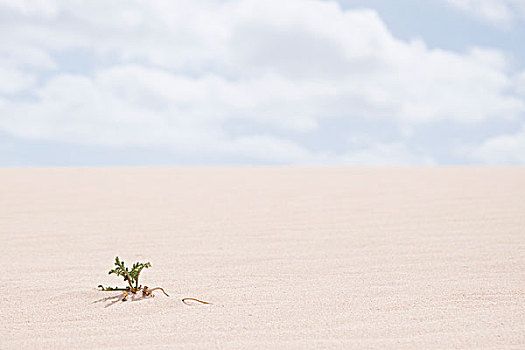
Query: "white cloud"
0 0 524 164
0 65 36 94
516 71 525 96
0 0 59 18
469 125 525 164
444 0 525 25
340 142 436 166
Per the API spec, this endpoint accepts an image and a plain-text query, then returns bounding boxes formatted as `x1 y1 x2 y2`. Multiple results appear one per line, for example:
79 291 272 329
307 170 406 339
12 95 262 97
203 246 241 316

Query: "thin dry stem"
182 298 211 305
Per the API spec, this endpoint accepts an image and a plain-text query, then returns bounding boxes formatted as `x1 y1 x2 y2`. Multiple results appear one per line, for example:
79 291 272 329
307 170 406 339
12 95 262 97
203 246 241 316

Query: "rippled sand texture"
1 168 524 349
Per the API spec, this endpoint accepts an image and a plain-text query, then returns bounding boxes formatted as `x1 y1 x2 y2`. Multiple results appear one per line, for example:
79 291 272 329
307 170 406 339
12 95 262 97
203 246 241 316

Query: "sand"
1 167 524 349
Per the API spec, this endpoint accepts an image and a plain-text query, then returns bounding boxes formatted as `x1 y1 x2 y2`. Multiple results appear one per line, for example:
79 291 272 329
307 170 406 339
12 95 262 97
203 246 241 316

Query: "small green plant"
98 256 168 301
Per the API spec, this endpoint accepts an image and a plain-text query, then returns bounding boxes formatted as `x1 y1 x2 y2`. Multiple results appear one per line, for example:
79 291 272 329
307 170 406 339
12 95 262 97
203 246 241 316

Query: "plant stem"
100 288 129 291
117 262 136 291
149 287 169 296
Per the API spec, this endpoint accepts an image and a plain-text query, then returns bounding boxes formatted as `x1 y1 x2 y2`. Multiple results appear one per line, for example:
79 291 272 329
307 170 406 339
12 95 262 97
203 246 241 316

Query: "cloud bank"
0 0 524 165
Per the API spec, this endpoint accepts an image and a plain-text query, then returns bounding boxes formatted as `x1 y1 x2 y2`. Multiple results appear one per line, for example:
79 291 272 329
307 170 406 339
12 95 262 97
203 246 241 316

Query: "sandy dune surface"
1 167 524 349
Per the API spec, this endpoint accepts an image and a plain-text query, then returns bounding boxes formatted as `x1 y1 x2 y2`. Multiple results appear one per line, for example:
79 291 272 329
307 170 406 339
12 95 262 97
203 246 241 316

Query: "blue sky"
1 0 524 166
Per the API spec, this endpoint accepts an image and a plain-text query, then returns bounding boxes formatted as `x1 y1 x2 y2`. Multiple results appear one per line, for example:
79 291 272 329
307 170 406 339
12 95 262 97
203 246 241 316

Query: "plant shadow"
93 292 150 308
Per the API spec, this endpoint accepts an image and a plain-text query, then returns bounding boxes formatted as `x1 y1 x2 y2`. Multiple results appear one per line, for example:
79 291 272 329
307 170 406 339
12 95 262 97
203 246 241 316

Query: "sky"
0 0 524 166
